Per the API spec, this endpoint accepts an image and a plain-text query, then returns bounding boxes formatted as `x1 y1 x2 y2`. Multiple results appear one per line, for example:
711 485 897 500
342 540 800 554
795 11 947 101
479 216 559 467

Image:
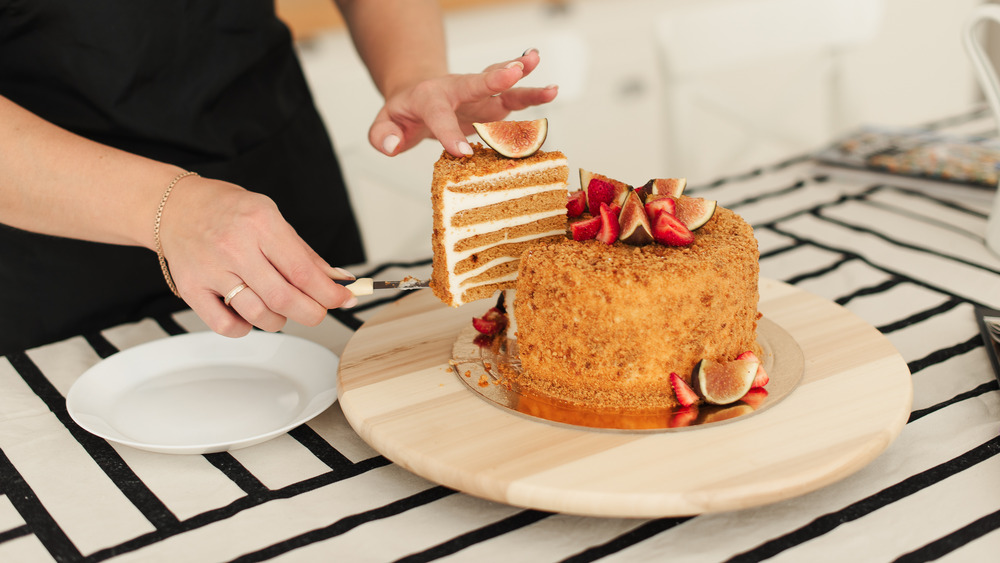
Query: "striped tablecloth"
2 110 999 562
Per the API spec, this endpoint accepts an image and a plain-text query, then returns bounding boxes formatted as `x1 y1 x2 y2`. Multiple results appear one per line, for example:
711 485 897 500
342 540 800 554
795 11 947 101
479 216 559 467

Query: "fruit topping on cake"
675 196 718 230
652 212 695 246
472 118 548 158
617 190 654 246
471 293 508 336
595 202 620 245
670 373 699 408
642 177 687 198
570 215 601 241
691 357 759 405
581 169 630 212
737 350 770 388
566 190 586 217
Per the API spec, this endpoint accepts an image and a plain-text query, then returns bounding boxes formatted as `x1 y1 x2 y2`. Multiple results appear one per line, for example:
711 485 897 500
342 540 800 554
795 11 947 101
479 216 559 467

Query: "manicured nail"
522 48 538 56
382 134 400 154
544 84 558 90
330 267 355 280
504 61 524 70
342 295 358 309
458 141 473 156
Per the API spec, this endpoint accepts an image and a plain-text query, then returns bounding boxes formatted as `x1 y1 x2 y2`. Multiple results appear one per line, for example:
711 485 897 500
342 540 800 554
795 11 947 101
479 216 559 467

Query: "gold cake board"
337 278 913 518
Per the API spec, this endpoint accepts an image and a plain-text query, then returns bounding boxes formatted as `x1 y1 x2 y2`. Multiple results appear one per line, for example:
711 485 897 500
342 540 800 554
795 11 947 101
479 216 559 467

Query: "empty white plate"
67 331 339 454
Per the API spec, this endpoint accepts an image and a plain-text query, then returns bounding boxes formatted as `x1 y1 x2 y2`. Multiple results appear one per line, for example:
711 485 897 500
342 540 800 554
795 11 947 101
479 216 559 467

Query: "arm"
334 0 558 157
0 95 356 337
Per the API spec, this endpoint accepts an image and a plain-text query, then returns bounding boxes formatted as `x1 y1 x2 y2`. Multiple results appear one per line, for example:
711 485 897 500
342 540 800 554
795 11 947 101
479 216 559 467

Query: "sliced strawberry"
652 212 694 246
737 351 770 388
585 178 616 214
566 190 586 218
644 196 676 224
472 307 508 335
670 372 699 407
595 202 620 245
570 216 601 241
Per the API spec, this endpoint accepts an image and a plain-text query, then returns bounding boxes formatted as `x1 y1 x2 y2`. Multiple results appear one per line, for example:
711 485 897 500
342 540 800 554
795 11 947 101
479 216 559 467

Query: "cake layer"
511 207 761 410
431 145 569 307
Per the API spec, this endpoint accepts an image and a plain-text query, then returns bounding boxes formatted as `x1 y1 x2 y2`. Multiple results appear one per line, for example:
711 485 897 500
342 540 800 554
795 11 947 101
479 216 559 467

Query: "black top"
0 1 365 353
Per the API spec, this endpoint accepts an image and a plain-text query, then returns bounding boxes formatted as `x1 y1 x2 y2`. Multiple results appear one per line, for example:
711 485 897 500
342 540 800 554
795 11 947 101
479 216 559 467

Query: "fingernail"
458 141 474 156
545 84 558 90
342 296 358 309
504 61 524 70
522 48 538 56
331 267 355 280
382 134 400 154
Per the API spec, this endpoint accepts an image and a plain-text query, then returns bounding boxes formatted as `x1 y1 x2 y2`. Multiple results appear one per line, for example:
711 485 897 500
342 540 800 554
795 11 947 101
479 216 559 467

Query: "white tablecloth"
1 110 999 562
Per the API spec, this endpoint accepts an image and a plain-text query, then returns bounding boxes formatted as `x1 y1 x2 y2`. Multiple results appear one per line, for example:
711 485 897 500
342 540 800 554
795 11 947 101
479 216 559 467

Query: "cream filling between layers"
441 172 567 305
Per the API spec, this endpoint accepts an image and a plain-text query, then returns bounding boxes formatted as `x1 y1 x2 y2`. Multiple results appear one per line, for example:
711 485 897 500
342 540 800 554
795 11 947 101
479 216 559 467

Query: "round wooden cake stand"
337 279 913 518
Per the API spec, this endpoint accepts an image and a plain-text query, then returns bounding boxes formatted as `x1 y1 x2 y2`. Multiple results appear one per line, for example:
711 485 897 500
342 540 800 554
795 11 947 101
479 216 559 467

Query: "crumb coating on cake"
512 207 760 410
431 143 569 307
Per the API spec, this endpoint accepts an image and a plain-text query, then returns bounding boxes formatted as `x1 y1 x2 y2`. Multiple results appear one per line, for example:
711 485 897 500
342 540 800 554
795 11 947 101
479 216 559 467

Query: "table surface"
2 109 999 562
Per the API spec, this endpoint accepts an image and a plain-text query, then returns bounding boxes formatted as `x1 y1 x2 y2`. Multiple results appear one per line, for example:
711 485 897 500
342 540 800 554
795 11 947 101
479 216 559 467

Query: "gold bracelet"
154 171 199 297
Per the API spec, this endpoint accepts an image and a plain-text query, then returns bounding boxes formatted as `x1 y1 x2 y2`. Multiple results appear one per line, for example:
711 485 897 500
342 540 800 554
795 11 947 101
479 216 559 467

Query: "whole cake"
431 143 569 307
511 206 761 411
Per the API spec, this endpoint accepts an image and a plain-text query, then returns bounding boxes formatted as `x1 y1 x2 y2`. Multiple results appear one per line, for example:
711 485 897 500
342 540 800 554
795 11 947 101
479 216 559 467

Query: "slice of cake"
431 143 569 307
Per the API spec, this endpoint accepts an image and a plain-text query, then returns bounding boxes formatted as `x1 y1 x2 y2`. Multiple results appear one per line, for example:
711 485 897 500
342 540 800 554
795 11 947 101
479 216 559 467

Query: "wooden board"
337 279 913 517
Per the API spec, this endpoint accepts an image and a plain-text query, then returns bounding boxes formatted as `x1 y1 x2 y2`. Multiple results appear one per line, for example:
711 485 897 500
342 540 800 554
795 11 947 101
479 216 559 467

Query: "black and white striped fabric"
2 109 999 562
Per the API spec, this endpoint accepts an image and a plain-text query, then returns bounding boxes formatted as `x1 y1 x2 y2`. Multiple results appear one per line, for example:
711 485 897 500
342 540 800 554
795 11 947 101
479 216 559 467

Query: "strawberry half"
586 178 616 214
566 190 586 218
737 350 770 388
644 196 676 224
652 212 694 246
595 202 620 245
741 387 769 409
570 216 601 241
472 307 507 336
670 372 699 407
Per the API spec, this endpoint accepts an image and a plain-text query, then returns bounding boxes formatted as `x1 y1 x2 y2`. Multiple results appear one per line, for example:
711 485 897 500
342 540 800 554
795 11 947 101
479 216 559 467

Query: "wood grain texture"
337 278 913 517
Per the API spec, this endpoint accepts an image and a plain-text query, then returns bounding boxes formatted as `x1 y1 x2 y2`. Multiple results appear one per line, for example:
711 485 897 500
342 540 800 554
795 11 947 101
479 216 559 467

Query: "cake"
509 206 761 411
431 143 569 307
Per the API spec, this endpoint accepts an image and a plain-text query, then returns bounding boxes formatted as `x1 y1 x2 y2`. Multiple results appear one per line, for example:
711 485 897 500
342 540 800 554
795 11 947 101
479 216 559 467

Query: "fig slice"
472 118 548 158
647 178 687 198
691 358 758 405
675 196 717 231
618 190 653 246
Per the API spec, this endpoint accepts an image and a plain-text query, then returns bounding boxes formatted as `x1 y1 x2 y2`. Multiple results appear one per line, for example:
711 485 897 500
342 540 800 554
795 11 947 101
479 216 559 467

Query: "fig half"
675 196 717 231
472 118 548 158
618 190 653 246
691 358 758 405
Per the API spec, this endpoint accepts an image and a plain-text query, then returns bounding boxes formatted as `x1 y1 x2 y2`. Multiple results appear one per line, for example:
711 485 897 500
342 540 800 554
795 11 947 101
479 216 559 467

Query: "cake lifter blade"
333 277 430 296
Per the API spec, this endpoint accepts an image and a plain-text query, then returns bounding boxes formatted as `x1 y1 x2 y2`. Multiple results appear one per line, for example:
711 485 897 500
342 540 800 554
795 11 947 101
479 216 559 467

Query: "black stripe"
875 297 964 334
0 447 81 560
83 455 394 562
783 255 854 286
226 486 457 563
83 332 119 359
395 509 553 562
895 507 1000 562
6 352 180 531
203 453 268 495
908 334 984 375
835 277 905 306
288 425 355 472
560 518 692 562
154 312 189 336
0 524 32 544
873 185 990 220
909 380 999 424
726 435 1000 562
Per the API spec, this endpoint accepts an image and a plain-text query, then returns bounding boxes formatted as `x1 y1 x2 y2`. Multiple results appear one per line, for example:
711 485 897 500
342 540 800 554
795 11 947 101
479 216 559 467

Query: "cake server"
333 277 430 296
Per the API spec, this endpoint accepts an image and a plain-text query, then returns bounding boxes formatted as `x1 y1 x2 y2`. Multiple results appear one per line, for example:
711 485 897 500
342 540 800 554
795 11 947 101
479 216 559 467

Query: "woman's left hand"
368 49 558 158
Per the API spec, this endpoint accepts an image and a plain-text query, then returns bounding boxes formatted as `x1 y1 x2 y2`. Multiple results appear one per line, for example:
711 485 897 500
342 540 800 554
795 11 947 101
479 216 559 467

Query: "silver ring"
223 283 248 306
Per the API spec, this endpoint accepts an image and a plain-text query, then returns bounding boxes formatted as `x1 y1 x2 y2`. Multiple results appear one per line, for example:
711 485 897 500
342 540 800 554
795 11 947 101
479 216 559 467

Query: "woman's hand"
159 176 358 337
369 49 558 157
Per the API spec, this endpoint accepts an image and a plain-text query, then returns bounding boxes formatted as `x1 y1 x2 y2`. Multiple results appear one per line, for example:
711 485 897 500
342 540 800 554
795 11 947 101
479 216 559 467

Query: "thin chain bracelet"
154 171 199 297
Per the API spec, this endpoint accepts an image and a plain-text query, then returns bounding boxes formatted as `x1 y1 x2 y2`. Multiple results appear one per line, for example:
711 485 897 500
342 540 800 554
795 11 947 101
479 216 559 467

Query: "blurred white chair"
655 0 884 179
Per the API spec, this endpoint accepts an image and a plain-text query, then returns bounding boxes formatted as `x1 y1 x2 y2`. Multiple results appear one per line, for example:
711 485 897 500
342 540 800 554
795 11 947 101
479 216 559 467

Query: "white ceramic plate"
67 331 339 455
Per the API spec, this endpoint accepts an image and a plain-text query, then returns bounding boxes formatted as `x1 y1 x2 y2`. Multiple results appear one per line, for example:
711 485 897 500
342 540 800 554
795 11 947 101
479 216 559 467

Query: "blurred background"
276 0 994 263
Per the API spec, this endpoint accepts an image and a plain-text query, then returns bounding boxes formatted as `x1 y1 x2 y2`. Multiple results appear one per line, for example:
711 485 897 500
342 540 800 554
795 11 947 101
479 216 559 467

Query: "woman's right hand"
157 175 358 338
